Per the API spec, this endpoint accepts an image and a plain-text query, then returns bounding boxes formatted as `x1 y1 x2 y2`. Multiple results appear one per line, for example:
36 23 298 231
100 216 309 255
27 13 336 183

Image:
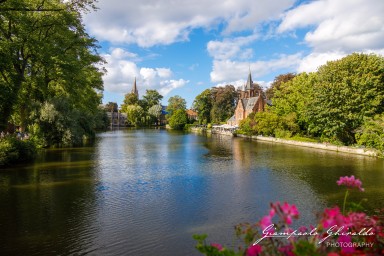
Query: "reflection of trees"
0 147 98 254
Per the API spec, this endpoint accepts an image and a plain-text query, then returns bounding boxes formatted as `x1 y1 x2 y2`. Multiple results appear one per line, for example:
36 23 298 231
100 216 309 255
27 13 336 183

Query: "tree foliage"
142 89 163 109
356 114 384 153
121 93 139 110
210 85 237 123
266 73 296 99
307 53 384 144
168 109 188 130
192 89 213 124
0 0 105 147
123 105 145 127
166 95 186 116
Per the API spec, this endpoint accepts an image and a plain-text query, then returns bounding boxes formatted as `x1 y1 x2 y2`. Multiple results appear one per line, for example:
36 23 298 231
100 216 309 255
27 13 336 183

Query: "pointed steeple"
132 77 138 98
245 68 253 90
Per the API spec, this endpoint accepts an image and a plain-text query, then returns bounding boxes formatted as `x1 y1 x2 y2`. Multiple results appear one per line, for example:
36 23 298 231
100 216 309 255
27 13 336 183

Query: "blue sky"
83 0 384 108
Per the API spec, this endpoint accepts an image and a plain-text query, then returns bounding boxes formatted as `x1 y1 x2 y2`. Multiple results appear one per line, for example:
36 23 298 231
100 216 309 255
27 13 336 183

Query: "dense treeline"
0 0 107 165
239 53 384 153
192 85 237 124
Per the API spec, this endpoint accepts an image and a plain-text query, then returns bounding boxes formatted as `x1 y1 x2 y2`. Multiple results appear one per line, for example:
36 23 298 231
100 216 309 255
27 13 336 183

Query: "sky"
83 0 384 108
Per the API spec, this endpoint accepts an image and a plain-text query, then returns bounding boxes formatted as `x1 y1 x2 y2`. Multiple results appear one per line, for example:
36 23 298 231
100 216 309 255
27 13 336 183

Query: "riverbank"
190 127 378 157
238 134 378 157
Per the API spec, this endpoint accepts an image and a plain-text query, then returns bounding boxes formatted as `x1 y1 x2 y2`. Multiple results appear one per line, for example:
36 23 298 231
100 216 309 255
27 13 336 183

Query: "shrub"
0 137 37 166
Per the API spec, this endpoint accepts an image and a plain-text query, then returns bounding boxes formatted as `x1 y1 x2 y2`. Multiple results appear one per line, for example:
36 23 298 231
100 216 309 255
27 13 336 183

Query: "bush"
168 109 189 130
0 137 37 166
274 129 292 139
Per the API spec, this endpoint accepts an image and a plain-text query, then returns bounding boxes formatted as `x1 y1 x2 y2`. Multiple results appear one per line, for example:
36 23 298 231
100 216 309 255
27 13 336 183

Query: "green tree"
123 105 145 127
105 102 118 113
142 89 163 109
266 73 296 99
0 0 104 139
148 104 163 126
272 72 316 132
192 89 213 124
355 114 384 153
210 85 237 123
166 95 186 116
121 93 139 108
168 109 188 130
307 53 384 144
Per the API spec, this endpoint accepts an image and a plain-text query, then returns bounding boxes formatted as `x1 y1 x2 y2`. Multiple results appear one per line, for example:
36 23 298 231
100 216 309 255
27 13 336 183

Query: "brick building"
227 71 267 126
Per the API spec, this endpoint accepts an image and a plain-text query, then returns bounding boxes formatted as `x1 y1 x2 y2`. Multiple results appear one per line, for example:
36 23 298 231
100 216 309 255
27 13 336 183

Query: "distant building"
107 111 127 127
227 71 267 126
132 77 139 98
186 109 198 122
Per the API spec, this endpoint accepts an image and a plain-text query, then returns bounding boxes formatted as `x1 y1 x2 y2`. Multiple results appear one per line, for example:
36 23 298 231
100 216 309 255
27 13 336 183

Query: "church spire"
132 77 138 97
245 68 253 90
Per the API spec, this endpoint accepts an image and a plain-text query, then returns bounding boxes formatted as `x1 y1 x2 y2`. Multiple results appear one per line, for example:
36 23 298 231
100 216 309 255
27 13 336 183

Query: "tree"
122 105 145 127
0 0 104 142
166 95 186 116
266 73 296 99
355 114 384 153
307 53 384 144
105 102 118 113
142 90 163 109
272 72 316 132
148 104 163 126
192 89 213 124
121 93 139 108
210 85 237 123
168 109 188 130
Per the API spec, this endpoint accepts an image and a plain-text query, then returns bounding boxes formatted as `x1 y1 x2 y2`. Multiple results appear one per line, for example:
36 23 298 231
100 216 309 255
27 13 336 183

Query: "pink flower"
321 207 350 228
338 235 355 254
279 202 299 225
260 215 272 230
278 245 294 256
210 243 223 251
246 244 262 256
336 175 364 191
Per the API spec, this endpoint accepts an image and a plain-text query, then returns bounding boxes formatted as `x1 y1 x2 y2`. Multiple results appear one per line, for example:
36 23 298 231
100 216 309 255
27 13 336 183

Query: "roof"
186 109 198 116
240 96 259 110
132 77 138 96
245 71 253 90
227 115 236 121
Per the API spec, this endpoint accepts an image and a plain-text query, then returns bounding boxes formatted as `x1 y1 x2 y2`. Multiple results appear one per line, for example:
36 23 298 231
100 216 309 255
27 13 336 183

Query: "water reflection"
0 129 383 255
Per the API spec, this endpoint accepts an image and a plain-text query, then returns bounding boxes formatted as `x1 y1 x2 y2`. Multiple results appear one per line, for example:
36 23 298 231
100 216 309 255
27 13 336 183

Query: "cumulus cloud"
84 0 294 47
207 35 258 60
102 48 188 96
210 53 302 83
297 52 346 73
278 0 384 53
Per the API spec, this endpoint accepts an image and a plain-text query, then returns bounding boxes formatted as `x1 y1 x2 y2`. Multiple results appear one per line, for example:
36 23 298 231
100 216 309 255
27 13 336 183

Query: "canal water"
0 129 383 255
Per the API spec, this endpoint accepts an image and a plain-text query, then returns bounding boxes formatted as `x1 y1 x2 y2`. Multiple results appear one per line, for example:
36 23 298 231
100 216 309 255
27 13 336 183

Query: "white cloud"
207 35 258 60
102 48 188 96
84 0 294 47
210 53 302 83
278 0 384 53
159 79 190 96
297 52 346 73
